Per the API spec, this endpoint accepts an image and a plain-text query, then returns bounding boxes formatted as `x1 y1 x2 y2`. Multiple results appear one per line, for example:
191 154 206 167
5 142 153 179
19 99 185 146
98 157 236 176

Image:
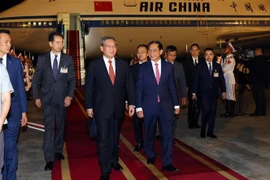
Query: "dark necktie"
53 55 58 78
0 58 3 64
208 62 212 76
194 59 197 66
108 60 115 85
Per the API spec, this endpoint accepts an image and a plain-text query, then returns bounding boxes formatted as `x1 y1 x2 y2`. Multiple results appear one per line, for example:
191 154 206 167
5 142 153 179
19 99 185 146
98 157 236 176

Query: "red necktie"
108 60 115 85
155 63 160 102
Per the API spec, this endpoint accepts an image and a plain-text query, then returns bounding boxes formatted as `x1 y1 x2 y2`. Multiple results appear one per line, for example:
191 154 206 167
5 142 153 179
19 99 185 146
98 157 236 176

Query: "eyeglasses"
104 44 117 49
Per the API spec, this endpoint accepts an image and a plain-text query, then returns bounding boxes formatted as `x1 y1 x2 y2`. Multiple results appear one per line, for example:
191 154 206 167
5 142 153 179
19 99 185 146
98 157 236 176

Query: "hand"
181 98 187 106
125 102 129 110
137 111 144 118
222 93 226 100
174 108 180 115
128 105 135 117
64 96 72 107
21 112 28 126
192 94 197 100
35 99 42 108
87 109 94 118
216 56 222 64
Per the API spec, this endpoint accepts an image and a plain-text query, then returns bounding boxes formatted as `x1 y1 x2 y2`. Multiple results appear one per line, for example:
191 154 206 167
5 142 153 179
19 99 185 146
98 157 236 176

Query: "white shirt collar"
103 55 115 63
1 54 7 67
151 59 161 65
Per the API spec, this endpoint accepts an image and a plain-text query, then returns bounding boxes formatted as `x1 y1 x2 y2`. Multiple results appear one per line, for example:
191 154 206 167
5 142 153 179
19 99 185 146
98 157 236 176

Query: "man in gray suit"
32 32 76 171
164 45 187 143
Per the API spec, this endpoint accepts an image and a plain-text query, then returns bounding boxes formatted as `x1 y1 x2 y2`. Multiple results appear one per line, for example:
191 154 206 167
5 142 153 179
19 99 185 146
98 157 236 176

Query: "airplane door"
124 0 137 7
197 13 208 32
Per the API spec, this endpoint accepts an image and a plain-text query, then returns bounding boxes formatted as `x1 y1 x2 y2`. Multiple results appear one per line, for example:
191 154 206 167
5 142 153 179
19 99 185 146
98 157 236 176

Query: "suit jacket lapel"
147 61 157 84
47 53 55 79
6 54 11 71
159 60 166 84
114 58 119 85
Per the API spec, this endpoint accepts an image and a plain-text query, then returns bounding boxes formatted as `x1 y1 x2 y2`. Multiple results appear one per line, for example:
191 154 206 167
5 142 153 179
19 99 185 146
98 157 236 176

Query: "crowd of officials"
0 29 268 180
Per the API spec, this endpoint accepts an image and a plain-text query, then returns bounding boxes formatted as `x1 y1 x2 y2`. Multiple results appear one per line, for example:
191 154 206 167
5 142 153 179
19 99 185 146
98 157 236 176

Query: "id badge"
214 72 219 78
60 66 68 73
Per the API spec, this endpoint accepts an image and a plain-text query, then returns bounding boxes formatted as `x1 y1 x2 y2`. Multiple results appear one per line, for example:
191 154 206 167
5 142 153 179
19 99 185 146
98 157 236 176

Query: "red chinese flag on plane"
94 1 113 11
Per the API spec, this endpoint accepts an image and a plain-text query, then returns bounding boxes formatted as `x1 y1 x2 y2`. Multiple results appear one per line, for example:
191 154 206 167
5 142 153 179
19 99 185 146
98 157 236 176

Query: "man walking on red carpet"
85 36 135 180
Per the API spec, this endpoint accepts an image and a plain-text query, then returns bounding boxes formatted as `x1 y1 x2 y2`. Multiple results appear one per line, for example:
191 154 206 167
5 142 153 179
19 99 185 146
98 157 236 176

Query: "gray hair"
100 36 117 46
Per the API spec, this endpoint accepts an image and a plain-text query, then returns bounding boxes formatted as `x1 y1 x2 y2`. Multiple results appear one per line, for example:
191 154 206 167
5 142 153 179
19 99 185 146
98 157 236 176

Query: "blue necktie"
0 58 3 64
53 55 58 78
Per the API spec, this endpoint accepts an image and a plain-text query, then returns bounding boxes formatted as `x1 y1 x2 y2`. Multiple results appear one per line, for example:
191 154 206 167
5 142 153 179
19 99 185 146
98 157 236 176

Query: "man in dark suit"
136 41 179 172
0 29 28 180
249 48 268 116
32 32 76 171
129 44 148 152
183 43 204 129
164 45 187 143
192 48 226 138
85 36 135 180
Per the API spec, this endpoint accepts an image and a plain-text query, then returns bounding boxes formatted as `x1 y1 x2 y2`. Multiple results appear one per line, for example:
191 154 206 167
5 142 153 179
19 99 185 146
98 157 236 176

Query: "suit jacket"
6 55 28 121
136 60 179 117
32 52 76 106
85 57 135 119
192 61 226 99
173 61 187 98
249 55 268 85
183 56 204 91
129 63 140 84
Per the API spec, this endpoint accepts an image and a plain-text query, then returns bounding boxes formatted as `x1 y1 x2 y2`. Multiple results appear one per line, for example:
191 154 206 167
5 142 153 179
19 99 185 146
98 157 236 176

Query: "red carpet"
52 88 248 180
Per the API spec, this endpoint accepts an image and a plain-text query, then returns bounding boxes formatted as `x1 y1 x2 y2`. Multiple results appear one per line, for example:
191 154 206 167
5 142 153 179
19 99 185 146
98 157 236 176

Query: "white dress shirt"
50 51 61 69
192 57 198 65
103 56 116 75
1 54 7 68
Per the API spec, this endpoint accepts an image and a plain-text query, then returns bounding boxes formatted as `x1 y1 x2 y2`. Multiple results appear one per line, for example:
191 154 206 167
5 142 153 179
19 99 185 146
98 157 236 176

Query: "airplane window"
136 21 139 25
164 20 168 25
150 21 153 25
116 20 120 25
33 22 36 26
101 21 104 25
49 22 52 26
38 22 42 26
131 20 134 25
140 20 144 25
44 22 47 26
111 20 114 25
155 20 159 25
126 21 129 25
106 20 109 25
159 20 163 25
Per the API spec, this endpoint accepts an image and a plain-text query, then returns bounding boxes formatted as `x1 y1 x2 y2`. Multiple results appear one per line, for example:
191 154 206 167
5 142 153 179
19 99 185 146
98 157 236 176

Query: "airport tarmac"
17 88 270 180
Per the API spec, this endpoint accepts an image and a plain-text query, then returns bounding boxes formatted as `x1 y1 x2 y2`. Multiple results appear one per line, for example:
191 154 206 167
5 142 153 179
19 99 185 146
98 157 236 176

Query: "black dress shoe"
55 153 65 160
133 142 143 152
111 162 123 171
200 131 206 138
100 173 110 180
162 164 179 172
207 133 217 138
155 134 162 140
188 125 194 129
44 161 54 171
147 153 158 165
194 124 201 128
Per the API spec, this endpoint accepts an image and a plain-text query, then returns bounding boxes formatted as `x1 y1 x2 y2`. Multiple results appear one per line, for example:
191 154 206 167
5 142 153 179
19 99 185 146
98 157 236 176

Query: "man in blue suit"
192 48 226 138
0 29 28 180
136 41 180 172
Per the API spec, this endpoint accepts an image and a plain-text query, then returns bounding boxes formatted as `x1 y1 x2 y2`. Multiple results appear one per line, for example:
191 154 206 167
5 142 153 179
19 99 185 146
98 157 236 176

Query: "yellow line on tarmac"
61 143 71 180
120 134 168 180
74 94 136 180
174 143 238 180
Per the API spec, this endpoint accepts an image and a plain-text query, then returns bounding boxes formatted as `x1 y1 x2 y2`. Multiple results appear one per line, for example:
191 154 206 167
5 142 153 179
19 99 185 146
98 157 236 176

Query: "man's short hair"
165 45 177 53
137 44 148 50
0 29 10 35
48 32 64 42
190 43 200 50
100 36 117 46
148 40 163 50
204 47 214 54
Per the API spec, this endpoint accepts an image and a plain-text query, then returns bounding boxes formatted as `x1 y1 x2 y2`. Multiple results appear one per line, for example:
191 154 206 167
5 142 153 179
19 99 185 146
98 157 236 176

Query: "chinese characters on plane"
230 2 267 12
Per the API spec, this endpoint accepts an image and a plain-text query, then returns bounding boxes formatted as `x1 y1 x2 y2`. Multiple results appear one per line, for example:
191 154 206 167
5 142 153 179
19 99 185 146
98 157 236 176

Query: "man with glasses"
85 36 135 180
